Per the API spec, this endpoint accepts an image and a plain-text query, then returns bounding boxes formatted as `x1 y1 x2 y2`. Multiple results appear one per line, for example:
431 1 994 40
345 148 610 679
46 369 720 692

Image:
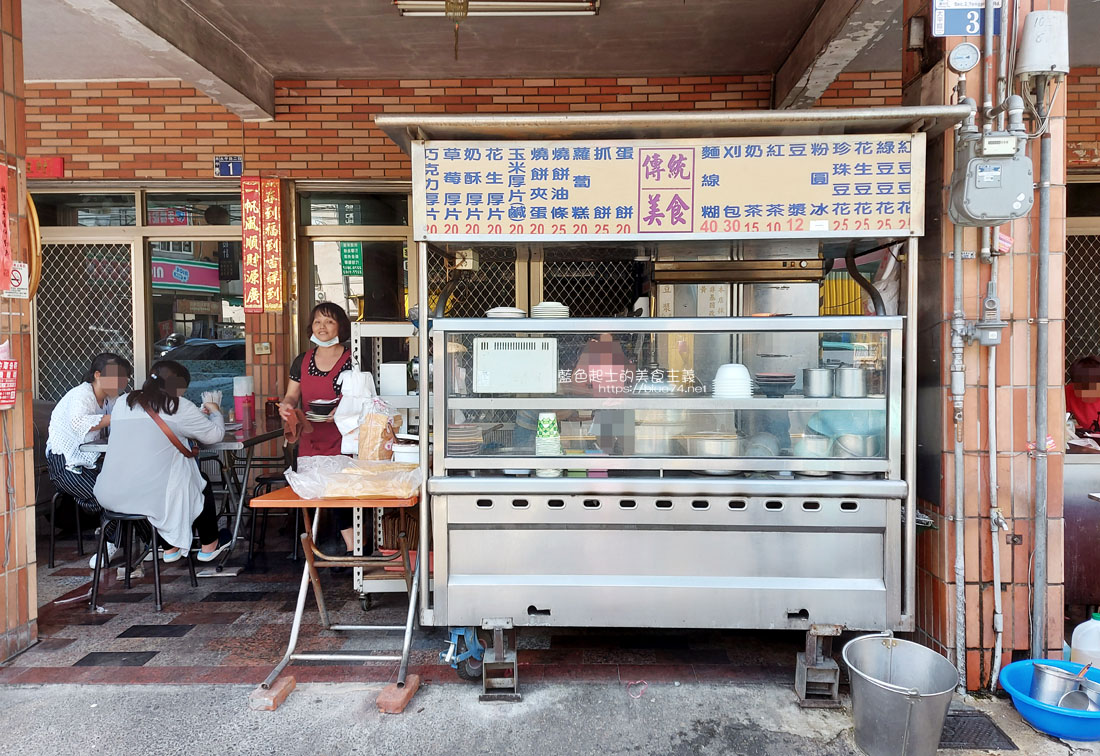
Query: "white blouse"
94 396 225 549
45 382 111 470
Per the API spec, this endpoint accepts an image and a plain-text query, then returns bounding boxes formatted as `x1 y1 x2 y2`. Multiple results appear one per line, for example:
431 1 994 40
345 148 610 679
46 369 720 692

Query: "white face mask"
310 334 340 348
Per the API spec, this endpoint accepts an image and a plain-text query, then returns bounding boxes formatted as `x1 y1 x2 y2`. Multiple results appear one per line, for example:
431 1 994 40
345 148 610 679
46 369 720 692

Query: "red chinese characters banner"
260 178 283 312
240 178 263 314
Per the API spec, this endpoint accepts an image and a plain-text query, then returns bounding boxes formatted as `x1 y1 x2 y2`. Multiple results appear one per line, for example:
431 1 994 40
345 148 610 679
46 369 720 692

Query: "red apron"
298 347 351 457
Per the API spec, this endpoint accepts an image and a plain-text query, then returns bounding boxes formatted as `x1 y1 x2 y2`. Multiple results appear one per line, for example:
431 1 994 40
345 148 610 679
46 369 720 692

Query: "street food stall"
369 107 968 702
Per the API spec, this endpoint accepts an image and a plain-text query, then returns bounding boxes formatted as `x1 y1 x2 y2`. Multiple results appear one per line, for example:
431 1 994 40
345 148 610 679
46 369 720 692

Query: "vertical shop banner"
411 135 925 242
240 177 263 313
0 180 12 291
260 179 284 312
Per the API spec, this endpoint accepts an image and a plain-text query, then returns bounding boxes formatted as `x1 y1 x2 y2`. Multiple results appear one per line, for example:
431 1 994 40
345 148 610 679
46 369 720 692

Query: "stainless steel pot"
803 368 834 398
792 434 833 457
633 365 686 424
683 432 745 457
633 434 680 455
835 367 867 398
834 433 882 457
1030 663 1084 706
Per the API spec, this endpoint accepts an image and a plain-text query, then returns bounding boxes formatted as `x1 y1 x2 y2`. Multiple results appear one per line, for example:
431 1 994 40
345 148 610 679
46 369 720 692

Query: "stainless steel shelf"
445 396 886 411
432 315 904 333
429 475 908 499
441 455 891 472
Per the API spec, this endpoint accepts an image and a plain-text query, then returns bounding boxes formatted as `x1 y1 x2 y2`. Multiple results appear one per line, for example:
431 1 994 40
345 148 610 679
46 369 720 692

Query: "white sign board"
2 262 29 299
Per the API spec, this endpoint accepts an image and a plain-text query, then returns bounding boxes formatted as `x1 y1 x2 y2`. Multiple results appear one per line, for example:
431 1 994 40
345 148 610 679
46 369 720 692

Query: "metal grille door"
36 243 135 401
542 247 638 317
1066 235 1100 380
427 245 517 317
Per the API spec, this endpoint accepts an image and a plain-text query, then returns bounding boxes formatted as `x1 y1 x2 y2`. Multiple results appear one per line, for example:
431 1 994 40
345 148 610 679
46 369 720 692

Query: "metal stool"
249 473 302 562
89 510 197 612
47 491 85 568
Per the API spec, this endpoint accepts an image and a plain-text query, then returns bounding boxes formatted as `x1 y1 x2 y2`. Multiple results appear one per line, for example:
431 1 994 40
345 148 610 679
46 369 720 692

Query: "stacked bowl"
712 363 753 399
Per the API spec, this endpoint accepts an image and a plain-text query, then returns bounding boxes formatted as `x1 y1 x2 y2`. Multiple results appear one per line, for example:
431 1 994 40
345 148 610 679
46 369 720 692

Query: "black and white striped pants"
46 451 120 544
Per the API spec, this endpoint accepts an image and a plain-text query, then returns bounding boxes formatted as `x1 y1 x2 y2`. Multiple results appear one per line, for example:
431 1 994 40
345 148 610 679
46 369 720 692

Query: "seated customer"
1066 355 1100 435
94 360 230 563
45 352 132 568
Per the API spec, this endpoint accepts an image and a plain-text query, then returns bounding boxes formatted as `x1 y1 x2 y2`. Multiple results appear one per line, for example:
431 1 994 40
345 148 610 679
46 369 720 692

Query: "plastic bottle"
1071 613 1100 666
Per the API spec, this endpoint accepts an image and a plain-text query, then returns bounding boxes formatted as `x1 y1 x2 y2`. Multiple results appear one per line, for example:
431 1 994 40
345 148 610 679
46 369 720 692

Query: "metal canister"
802 368 834 398
835 367 868 398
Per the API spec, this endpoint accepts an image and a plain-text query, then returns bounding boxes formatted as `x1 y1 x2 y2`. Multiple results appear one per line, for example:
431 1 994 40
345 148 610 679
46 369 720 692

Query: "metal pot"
683 432 745 458
834 433 882 457
633 433 680 455
835 367 867 398
1030 663 1084 706
633 364 686 424
803 368 834 398
792 434 833 458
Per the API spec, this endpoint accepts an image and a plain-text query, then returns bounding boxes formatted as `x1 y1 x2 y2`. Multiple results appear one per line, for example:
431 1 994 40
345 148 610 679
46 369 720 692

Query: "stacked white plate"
486 306 526 318
712 363 753 399
447 424 483 456
532 301 570 319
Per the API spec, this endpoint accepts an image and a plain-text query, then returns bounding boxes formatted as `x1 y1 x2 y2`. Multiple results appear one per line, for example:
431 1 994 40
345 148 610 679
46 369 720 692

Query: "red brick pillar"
904 0 1068 688
0 0 37 662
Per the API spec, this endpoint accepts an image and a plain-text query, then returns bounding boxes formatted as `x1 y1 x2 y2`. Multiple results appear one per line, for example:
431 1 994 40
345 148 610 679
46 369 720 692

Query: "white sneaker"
89 542 119 569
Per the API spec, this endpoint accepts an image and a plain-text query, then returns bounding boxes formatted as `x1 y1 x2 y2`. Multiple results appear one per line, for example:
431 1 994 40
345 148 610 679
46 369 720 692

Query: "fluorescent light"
394 0 599 16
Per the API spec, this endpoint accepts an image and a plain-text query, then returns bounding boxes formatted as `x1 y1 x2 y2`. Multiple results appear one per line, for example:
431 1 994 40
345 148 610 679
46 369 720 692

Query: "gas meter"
948 96 1033 227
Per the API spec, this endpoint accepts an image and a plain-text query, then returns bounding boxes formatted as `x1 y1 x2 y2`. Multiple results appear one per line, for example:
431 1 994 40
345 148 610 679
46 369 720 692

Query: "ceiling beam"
61 0 275 120
774 0 900 110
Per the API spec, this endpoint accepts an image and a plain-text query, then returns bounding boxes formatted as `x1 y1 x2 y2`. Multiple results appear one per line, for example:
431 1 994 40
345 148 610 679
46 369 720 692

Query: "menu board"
412 134 924 242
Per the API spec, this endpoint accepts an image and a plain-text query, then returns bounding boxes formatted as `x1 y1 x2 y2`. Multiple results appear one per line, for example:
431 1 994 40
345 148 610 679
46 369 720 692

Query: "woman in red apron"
279 302 354 553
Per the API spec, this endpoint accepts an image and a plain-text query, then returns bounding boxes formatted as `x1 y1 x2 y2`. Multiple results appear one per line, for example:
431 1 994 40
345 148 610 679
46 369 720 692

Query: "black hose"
433 275 463 318
845 241 885 316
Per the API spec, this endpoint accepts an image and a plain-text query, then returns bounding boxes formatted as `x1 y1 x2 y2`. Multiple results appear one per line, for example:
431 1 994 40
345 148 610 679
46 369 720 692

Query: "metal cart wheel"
454 631 484 682
358 593 372 611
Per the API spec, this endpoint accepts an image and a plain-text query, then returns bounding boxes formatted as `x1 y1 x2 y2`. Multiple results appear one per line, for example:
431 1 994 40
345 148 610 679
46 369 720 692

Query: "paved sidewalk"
0 680 1098 756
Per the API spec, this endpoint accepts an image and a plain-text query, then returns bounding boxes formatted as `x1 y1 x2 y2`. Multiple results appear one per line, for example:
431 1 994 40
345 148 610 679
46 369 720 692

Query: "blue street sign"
932 0 1003 37
214 155 244 177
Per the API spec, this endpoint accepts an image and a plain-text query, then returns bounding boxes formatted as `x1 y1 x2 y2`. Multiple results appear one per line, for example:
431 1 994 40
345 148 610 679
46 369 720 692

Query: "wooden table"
249 487 420 690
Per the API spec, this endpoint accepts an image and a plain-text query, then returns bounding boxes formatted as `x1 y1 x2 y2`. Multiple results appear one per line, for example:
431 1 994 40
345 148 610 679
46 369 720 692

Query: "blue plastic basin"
1000 659 1100 741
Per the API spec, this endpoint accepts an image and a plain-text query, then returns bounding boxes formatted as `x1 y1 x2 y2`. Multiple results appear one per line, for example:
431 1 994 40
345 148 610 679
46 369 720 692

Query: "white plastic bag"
322 460 422 500
284 455 354 499
334 370 377 455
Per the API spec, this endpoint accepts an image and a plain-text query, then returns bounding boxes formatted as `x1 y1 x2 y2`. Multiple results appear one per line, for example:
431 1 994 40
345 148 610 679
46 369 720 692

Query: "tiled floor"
3 520 806 687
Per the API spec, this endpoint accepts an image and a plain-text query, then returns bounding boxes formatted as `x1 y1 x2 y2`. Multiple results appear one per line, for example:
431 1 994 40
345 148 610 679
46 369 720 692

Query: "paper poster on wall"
412 134 925 242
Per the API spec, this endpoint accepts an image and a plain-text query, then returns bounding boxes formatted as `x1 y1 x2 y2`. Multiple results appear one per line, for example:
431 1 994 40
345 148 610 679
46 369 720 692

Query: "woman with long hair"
45 352 133 567
94 360 230 562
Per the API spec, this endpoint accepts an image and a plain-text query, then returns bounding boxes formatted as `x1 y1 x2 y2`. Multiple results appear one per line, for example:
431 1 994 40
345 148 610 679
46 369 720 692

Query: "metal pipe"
983 0 996 128
845 242 885 315
417 240 431 621
1031 80 1052 660
989 258 1006 689
396 554 421 687
903 236 919 627
951 219 968 693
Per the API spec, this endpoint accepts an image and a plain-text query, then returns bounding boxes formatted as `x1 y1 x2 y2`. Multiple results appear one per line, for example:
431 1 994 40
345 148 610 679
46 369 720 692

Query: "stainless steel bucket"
842 633 958 756
1030 663 1084 706
803 368 834 398
835 367 868 398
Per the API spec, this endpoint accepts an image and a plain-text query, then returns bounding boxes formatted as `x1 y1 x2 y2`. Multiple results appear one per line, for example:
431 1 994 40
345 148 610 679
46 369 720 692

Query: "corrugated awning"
375 106 974 154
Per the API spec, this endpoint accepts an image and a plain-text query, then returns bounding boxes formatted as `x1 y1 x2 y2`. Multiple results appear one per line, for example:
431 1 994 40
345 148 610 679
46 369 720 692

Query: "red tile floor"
3 513 807 687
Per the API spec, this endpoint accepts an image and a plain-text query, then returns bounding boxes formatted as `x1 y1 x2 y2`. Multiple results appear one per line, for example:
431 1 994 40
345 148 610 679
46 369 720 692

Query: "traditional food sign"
240 177 284 313
411 134 925 242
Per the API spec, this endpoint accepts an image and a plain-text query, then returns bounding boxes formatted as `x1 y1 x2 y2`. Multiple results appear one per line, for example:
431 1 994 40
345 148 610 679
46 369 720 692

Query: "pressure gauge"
948 42 981 74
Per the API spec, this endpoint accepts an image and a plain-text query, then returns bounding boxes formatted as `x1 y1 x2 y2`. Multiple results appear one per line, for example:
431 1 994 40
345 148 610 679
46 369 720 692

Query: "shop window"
149 240 245 404
33 193 137 227
300 193 408 226
146 193 241 226
311 240 408 320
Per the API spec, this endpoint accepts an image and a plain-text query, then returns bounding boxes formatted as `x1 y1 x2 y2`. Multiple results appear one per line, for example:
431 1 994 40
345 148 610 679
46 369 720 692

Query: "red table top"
250 486 418 509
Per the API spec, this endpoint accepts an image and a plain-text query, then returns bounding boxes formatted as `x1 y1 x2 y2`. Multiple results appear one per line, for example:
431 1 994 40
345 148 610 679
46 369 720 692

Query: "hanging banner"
0 180 11 291
411 134 925 242
260 178 284 312
240 177 263 313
